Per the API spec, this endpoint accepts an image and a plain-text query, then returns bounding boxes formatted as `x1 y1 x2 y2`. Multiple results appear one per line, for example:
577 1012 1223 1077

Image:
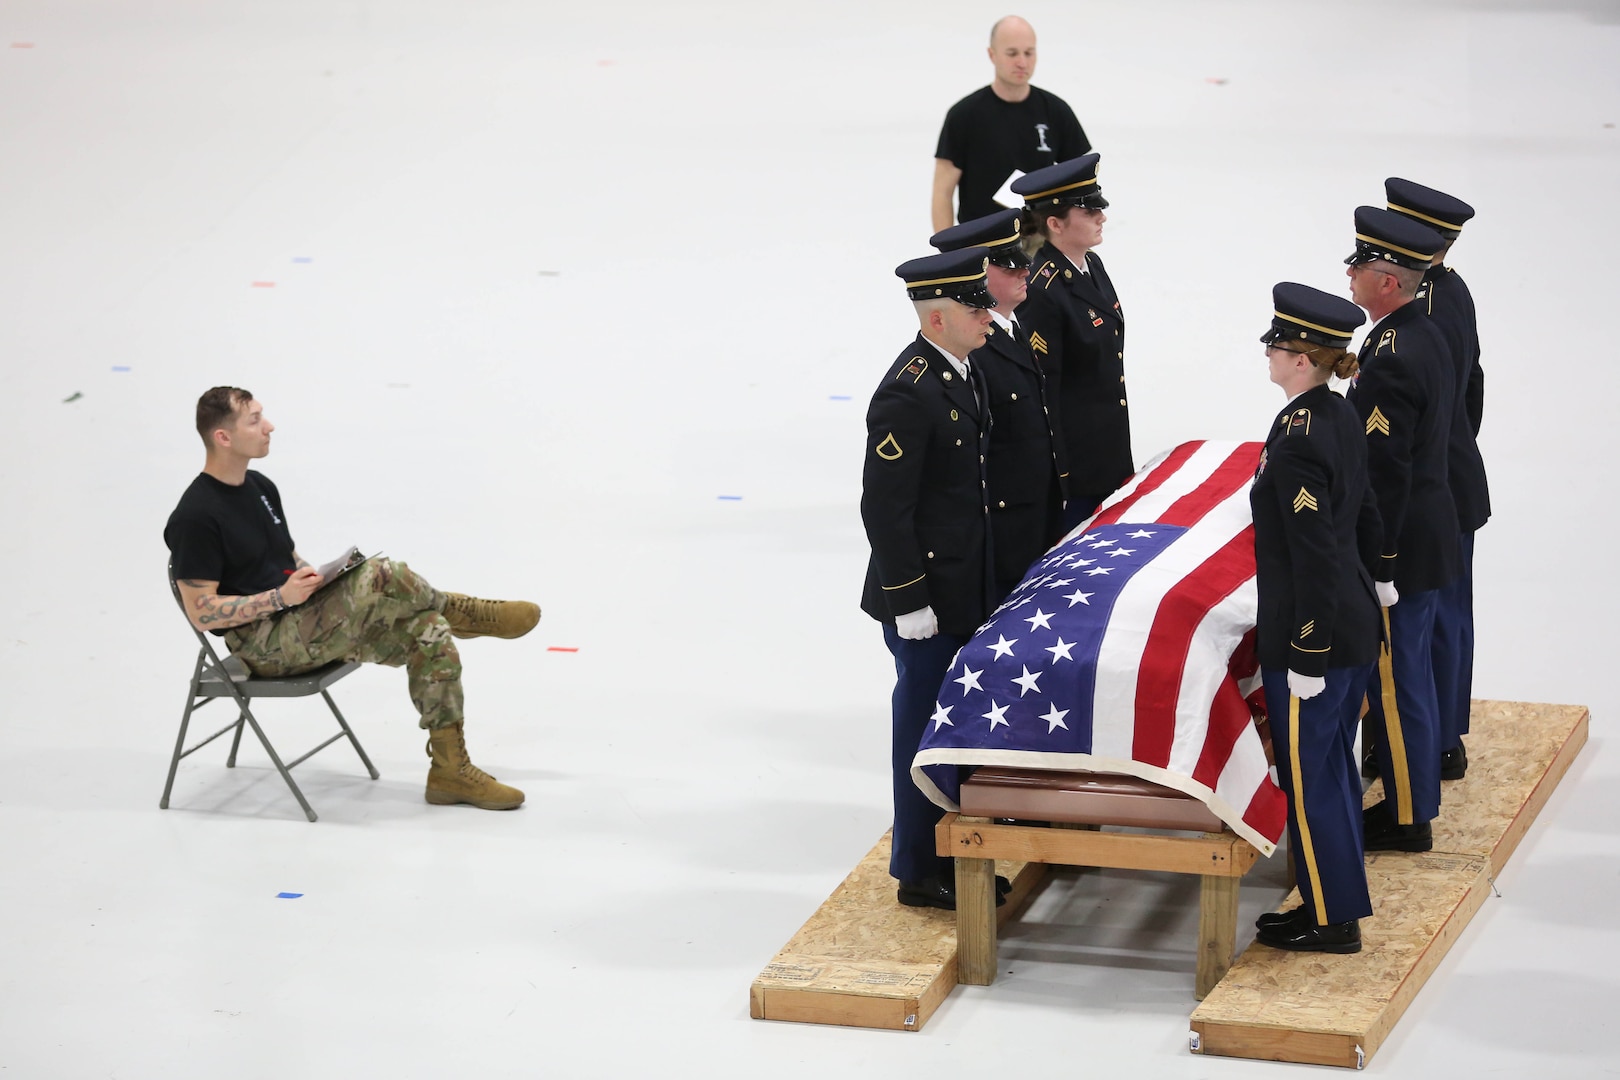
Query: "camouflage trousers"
224 558 462 730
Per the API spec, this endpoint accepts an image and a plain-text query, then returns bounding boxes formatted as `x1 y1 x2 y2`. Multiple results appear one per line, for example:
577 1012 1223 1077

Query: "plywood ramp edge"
750 831 1045 1031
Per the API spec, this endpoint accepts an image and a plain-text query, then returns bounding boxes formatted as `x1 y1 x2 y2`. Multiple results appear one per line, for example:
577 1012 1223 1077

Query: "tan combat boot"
424 723 525 810
441 593 540 640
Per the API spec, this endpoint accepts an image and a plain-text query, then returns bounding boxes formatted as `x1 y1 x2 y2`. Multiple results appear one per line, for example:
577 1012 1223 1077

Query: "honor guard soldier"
1012 154 1133 532
930 208 1066 600
1251 284 1384 953
861 247 1003 910
1344 207 1458 853
1386 178 1488 781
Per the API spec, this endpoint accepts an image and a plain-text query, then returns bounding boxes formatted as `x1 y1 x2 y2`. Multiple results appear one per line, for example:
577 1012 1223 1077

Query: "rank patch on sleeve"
1292 487 1319 513
1300 620 1316 638
1028 331 1048 355
874 433 903 460
1366 406 1391 435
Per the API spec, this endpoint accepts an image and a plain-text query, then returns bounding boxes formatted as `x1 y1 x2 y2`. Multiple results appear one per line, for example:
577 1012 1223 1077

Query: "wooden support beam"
939 815 1257 876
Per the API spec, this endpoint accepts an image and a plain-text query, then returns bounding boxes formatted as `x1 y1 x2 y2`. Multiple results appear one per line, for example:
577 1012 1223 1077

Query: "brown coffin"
959 767 1225 832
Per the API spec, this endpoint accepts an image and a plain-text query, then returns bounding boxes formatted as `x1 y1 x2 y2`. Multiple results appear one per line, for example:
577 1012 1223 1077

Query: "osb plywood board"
750 830 1044 1031
1192 700 1588 1068
1362 701 1587 871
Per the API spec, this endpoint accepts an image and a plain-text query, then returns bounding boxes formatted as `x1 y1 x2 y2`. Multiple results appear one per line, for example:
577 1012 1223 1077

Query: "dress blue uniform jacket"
1418 267 1490 533
1251 384 1385 677
1346 301 1459 594
860 333 995 637
1016 245 1133 498
972 319 1065 598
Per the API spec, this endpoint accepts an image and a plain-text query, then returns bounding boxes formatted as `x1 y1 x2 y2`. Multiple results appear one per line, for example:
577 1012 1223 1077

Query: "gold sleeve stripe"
881 574 926 591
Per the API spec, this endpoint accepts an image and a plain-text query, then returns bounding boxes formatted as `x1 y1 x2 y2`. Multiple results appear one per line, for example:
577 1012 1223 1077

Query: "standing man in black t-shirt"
164 386 541 811
931 15 1091 232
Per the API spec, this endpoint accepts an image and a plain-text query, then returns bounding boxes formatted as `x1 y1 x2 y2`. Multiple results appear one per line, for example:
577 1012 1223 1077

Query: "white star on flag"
1128 529 1155 539
987 634 1018 659
983 700 1011 730
1084 566 1113 576
1046 578 1074 588
1064 589 1093 607
1089 539 1116 549
1079 533 1099 543
1068 557 1095 567
1012 666 1043 696
1040 704 1070 732
931 703 954 730
955 666 984 695
1045 637 1076 662
1024 608 1054 630
1108 548 1135 558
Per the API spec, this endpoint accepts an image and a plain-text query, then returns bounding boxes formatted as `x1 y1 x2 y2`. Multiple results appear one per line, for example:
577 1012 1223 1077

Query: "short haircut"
195 386 253 447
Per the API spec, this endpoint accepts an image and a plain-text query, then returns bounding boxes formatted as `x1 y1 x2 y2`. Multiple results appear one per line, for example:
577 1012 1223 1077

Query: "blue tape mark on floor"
111 366 131 372
293 257 313 263
275 892 303 899
828 394 852 400
717 495 743 501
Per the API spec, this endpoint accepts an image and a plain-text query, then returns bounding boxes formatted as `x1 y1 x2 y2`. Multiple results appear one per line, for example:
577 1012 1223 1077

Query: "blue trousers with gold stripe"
1363 590 1443 825
883 624 969 884
1431 531 1476 752
1263 666 1374 926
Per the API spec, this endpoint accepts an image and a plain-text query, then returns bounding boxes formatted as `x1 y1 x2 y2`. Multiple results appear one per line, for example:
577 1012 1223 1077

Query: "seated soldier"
164 386 539 810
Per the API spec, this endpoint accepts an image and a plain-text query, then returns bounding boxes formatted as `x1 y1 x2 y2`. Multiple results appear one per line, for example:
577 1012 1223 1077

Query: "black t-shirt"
935 85 1091 223
165 471 297 600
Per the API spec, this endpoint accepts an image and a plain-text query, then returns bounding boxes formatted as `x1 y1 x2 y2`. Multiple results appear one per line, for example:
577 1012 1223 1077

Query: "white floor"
2 1 1617 1076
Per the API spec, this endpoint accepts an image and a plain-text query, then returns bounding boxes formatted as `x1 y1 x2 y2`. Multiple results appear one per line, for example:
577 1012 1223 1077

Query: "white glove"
1376 580 1400 608
1288 670 1327 700
895 606 939 641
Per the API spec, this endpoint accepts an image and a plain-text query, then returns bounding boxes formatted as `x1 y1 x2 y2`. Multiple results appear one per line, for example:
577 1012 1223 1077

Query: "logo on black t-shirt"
260 494 283 524
1035 123 1052 152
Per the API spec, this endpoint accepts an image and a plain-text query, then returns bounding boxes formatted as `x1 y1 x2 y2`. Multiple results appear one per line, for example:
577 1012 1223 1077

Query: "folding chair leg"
226 712 247 768
239 709 319 822
161 700 201 809
322 689 379 780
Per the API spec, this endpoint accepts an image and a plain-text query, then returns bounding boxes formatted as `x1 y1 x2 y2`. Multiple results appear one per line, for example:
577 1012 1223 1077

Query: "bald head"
987 16 1037 100
990 15 1034 48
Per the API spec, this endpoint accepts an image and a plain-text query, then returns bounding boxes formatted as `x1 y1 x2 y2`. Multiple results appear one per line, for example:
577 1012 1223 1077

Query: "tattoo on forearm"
193 589 280 629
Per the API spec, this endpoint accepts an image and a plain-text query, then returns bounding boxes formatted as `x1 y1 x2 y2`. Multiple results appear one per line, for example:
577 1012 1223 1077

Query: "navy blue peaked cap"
1385 177 1475 239
1344 206 1444 271
930 209 1030 270
896 247 996 309
1012 153 1108 211
1262 282 1366 349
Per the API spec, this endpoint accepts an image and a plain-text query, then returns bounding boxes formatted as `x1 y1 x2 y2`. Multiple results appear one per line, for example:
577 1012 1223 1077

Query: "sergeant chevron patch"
1293 488 1319 513
1029 331 1048 354
875 433 903 460
1366 406 1391 435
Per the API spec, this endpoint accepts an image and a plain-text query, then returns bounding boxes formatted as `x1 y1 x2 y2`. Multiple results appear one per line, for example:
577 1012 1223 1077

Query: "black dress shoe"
1440 742 1468 781
1363 801 1433 852
897 876 1007 911
1255 904 1310 930
1256 917 1361 954
995 874 1012 897
1361 748 1380 779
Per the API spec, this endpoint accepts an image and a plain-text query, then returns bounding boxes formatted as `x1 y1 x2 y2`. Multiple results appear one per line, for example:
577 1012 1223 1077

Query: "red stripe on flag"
1242 772 1289 845
1089 441 1205 527
1191 670 1255 790
1130 526 1256 767
1155 442 1262 527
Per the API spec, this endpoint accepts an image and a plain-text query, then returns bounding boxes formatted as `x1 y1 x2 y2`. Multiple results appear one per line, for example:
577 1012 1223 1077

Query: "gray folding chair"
160 565 379 822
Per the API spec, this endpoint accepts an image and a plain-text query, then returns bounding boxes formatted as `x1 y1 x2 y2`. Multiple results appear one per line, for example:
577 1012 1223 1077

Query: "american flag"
911 440 1288 854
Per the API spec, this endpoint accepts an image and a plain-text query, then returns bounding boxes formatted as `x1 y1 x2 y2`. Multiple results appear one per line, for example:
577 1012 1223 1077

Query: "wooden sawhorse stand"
937 768 1263 999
